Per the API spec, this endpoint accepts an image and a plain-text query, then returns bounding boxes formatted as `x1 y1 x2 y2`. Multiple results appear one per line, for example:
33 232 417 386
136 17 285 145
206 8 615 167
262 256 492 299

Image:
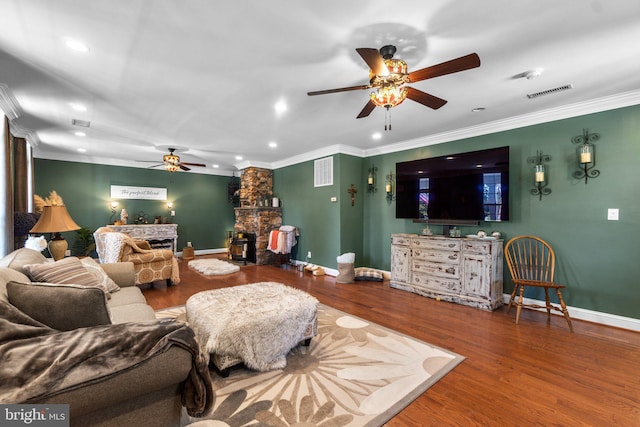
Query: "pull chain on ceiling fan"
308 45 481 130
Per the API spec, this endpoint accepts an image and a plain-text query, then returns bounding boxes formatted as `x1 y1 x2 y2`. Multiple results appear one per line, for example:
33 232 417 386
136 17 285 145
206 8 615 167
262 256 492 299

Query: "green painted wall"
273 105 640 319
33 160 235 254
337 154 364 259
33 104 640 319
272 158 340 267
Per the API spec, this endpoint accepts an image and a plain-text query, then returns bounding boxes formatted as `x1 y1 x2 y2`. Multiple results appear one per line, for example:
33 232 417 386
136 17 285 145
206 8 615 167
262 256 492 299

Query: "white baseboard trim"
501 294 640 332
176 248 227 257
186 253 639 332
289 260 339 276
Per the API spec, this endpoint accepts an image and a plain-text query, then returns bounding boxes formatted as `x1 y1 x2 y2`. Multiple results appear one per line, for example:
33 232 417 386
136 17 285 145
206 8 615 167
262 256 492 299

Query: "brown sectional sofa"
0 248 213 427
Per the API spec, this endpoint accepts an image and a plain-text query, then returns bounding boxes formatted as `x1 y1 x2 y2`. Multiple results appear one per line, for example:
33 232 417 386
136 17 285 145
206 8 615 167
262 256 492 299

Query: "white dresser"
390 233 503 311
108 224 178 254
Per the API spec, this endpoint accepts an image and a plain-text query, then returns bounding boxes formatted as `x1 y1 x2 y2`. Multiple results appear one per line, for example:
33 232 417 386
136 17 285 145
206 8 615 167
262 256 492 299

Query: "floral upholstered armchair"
93 227 180 286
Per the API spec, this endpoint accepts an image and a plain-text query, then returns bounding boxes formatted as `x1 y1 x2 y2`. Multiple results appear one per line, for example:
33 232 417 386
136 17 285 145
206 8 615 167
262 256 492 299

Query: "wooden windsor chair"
504 235 573 331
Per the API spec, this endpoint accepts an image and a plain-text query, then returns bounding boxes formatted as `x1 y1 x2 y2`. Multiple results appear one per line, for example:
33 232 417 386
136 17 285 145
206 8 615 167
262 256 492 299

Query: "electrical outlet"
65 250 71 256
607 208 619 220
330 196 337 202
307 251 312 259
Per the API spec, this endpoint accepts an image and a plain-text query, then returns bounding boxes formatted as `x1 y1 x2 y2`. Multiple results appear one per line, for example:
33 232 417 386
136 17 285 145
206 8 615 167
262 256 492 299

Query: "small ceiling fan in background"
136 147 206 172
307 45 480 129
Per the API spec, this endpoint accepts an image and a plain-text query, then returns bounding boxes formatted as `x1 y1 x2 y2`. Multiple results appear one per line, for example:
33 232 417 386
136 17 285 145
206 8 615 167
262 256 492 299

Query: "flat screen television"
395 146 509 223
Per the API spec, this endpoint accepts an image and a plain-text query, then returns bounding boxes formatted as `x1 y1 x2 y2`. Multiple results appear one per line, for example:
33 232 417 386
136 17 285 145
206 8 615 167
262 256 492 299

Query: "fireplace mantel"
234 207 282 212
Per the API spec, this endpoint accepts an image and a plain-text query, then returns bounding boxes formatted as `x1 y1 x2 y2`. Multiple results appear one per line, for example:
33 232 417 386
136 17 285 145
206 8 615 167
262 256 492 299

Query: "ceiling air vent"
527 84 573 99
71 119 91 127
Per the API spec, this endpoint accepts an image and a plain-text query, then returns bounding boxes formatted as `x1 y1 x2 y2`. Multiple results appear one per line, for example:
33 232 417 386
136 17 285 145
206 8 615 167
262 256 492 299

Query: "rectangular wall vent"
527 84 573 99
71 119 91 127
314 156 333 187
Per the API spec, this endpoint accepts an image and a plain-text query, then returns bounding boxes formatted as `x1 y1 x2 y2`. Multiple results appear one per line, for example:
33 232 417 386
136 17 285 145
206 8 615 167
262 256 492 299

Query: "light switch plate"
330 197 337 202
170 210 176 216
607 208 619 220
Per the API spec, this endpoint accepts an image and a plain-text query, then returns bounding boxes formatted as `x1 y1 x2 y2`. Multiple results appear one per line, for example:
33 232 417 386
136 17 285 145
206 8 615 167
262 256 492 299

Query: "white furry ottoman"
186 282 318 376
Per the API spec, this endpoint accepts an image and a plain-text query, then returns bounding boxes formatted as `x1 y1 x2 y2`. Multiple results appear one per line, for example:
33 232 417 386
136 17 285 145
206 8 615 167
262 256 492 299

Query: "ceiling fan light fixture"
164 163 180 172
385 58 407 75
163 153 180 165
370 85 408 109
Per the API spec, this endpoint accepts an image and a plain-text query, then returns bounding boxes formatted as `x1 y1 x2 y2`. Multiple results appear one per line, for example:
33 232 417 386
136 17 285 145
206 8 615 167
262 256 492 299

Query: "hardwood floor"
143 255 640 426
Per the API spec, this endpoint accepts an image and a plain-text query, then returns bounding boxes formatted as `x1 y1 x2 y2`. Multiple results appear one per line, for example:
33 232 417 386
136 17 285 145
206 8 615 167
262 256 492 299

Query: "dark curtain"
1 116 13 256
13 137 29 212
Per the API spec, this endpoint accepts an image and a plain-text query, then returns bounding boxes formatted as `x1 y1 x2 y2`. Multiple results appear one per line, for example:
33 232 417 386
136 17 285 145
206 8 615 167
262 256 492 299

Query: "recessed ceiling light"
476 164 483 168
235 155 243 161
77 148 87 153
65 38 89 53
372 132 382 140
274 100 287 115
70 103 87 111
268 141 277 148
471 107 486 113
446 156 455 160
212 164 219 168
74 131 86 137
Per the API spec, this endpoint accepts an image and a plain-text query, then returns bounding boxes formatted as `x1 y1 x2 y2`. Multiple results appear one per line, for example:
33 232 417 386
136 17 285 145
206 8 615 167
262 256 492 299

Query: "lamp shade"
30 205 81 234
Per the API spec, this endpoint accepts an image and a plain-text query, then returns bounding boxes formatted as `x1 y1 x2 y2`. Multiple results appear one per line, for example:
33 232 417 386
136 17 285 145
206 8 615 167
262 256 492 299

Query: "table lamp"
29 204 81 260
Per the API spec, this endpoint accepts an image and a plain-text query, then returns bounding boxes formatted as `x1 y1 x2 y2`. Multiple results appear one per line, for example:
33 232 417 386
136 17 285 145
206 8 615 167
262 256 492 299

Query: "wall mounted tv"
395 146 509 223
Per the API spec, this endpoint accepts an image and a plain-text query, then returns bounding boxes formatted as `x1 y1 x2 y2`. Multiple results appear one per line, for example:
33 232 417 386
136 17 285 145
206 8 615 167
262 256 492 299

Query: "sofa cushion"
108 286 147 308
23 256 111 298
354 267 384 282
7 281 112 331
108 303 157 324
0 268 31 303
80 257 120 293
0 248 47 271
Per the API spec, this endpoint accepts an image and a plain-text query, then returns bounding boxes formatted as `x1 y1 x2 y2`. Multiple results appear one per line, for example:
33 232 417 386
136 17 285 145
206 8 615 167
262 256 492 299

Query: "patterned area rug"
188 258 240 275
156 302 464 426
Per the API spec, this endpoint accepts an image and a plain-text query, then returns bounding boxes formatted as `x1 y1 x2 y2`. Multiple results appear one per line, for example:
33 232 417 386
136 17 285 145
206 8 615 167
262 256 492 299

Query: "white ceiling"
1 0 640 175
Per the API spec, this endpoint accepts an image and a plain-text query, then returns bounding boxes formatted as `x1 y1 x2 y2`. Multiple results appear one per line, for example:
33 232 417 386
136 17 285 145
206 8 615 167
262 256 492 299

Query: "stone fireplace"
234 167 281 265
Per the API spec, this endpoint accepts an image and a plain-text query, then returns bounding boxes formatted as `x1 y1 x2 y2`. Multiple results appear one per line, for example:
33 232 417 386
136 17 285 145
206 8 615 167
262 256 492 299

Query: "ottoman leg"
209 358 232 378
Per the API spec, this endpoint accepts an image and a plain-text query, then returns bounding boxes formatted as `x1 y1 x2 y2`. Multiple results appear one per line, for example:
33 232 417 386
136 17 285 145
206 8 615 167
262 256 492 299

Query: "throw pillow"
79 257 120 293
336 263 355 283
7 281 112 331
0 248 48 271
354 267 384 282
22 256 111 298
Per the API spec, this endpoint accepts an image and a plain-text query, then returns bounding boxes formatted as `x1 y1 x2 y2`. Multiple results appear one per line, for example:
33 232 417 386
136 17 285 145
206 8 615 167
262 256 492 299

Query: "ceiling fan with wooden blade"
136 148 206 172
307 45 480 127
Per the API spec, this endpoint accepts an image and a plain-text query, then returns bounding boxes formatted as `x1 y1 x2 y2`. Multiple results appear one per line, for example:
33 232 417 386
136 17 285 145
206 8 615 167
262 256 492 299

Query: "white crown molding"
34 150 234 176
0 82 22 120
32 88 640 174
271 144 365 170
270 89 640 168
365 89 640 157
